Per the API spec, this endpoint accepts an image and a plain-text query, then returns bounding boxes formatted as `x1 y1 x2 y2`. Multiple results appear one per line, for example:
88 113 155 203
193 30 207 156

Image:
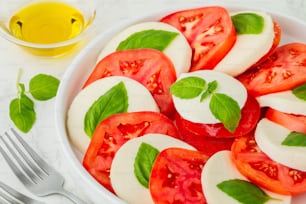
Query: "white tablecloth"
0 0 305 203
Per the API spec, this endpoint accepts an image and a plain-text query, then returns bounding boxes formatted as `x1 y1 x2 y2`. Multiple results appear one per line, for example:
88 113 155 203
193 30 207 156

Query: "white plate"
55 4 306 204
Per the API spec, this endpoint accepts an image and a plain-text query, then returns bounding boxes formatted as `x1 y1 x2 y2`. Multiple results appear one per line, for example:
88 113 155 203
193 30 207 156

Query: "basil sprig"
292 83 306 101
9 70 60 133
84 81 128 138
282 131 306 147
231 13 264 34
116 29 179 51
217 179 280 204
170 76 241 133
134 142 159 188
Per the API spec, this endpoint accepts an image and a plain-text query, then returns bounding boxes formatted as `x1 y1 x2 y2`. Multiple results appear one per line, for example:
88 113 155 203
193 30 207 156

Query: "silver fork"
0 180 44 204
0 128 87 204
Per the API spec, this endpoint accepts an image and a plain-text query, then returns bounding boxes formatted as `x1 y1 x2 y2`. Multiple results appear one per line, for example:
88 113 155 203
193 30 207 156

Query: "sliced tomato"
231 135 306 195
237 43 306 96
150 148 208 204
83 48 177 118
253 21 282 66
175 95 260 139
82 111 179 193
266 108 306 134
160 6 236 71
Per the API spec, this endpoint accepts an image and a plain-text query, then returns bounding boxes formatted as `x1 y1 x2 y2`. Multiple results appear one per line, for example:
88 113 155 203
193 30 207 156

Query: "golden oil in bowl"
7 1 90 57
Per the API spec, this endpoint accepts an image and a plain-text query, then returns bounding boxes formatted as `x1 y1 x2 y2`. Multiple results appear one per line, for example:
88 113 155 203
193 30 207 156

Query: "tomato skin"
82 111 180 193
231 135 306 195
83 48 177 118
265 108 306 134
160 6 236 71
237 43 306 96
150 148 208 204
175 95 260 139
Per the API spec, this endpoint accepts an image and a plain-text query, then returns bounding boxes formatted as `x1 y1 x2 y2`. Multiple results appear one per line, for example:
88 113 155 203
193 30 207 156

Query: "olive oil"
9 1 85 44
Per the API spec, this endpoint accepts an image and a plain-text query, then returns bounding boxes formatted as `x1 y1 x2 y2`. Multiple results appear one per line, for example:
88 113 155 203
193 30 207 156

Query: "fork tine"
10 128 55 174
5 131 47 180
0 187 20 204
0 135 41 184
0 137 33 187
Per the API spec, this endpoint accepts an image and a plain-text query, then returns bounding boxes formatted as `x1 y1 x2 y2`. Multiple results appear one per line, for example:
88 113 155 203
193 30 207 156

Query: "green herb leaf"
231 13 264 34
281 131 306 146
170 76 206 99
210 93 241 133
84 81 128 138
134 142 159 188
292 83 306 101
9 93 36 133
29 74 60 101
200 80 218 102
217 179 278 204
116 29 179 51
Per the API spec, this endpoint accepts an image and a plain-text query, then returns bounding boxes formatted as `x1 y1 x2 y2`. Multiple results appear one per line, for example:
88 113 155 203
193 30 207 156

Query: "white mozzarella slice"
202 150 291 204
96 21 192 76
255 118 306 171
67 76 159 154
214 11 274 76
110 133 195 204
172 70 247 124
256 90 306 116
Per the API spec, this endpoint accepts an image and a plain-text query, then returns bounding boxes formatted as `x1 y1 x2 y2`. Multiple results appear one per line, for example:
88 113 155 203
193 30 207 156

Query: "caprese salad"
66 5 306 204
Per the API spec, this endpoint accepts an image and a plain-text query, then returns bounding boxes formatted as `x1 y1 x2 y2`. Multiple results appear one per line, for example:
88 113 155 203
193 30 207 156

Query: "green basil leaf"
134 142 159 188
210 93 241 133
281 131 306 146
170 76 206 99
217 179 278 204
9 94 36 133
84 81 128 138
200 80 218 102
231 13 264 34
292 83 306 101
29 74 60 101
117 29 179 51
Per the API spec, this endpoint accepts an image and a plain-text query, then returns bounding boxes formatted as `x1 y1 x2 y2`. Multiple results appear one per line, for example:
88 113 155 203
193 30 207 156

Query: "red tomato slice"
231 135 306 195
160 6 236 71
83 48 177 118
253 21 282 66
237 43 306 96
150 148 208 204
175 112 234 156
82 111 179 193
175 95 260 138
265 108 306 134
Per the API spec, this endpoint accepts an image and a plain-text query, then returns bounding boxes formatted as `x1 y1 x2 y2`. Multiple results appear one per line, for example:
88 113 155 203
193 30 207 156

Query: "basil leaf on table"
134 142 159 188
217 179 279 204
210 93 241 133
84 81 128 138
9 91 36 133
170 76 206 99
117 29 179 51
282 131 306 147
29 74 60 100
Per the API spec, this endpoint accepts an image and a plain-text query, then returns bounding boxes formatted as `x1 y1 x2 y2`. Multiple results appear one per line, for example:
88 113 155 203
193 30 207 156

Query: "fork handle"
57 188 88 204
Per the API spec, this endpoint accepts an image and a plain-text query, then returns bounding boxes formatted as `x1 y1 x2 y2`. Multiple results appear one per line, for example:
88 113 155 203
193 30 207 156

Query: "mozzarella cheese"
255 118 306 171
67 76 159 154
201 150 291 204
214 11 274 76
172 70 247 124
96 21 192 76
110 133 195 204
256 90 306 116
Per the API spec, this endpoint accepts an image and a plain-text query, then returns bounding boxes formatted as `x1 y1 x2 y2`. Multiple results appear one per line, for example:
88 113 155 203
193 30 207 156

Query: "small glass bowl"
0 0 96 57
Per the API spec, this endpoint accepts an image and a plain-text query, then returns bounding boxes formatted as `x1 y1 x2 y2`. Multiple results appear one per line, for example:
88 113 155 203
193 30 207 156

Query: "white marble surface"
0 0 305 203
